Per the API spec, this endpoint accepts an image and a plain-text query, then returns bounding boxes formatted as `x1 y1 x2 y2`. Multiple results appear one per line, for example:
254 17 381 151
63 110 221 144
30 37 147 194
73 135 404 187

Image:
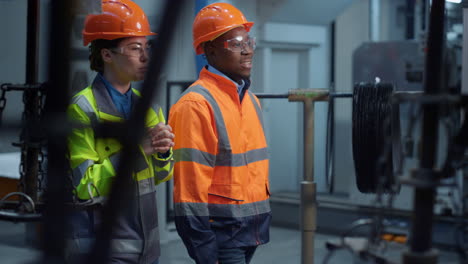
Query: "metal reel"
352 82 401 194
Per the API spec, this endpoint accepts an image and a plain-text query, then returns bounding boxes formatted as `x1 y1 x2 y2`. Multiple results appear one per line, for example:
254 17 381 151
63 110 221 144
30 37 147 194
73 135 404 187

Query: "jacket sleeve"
148 107 174 185
67 102 118 200
169 98 218 264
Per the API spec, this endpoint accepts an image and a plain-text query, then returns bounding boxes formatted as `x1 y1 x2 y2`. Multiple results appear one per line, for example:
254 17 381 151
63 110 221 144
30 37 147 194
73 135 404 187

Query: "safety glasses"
223 35 256 53
111 42 152 57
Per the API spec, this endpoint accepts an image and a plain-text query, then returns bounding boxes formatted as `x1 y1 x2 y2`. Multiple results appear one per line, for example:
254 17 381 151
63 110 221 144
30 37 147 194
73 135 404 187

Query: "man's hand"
143 122 175 155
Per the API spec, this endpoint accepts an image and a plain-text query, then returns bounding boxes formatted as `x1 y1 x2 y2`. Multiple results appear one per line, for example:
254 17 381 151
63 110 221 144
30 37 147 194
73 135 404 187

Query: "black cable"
325 85 335 193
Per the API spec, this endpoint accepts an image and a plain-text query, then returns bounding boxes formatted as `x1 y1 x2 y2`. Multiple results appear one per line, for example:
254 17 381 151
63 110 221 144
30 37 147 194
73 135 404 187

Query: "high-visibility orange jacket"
169 68 271 264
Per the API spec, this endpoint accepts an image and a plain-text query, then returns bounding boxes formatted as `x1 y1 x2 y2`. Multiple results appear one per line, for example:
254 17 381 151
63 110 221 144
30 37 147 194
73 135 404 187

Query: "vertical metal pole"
369 0 380 42
403 0 444 263
406 0 415 39
26 0 39 84
23 0 40 204
461 0 468 216
462 1 468 93
301 99 316 264
41 0 74 262
289 90 328 264
422 0 429 32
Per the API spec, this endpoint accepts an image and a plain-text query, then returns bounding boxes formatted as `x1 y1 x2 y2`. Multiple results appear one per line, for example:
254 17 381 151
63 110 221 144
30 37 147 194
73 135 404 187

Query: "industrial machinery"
0 0 467 264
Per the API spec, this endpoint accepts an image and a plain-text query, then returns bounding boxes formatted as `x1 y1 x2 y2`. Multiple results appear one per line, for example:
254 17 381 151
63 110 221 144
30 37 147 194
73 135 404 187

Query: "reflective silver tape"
72 159 94 186
185 85 232 153
174 148 215 167
72 95 98 123
174 202 209 217
108 152 122 170
174 199 270 218
248 91 265 130
174 147 268 167
66 238 143 254
176 86 268 168
92 78 122 118
137 177 155 196
216 148 268 167
110 239 143 253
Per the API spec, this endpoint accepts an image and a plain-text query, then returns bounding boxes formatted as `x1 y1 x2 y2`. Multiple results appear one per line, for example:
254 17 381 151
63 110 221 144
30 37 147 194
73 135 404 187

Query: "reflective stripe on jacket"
169 68 271 264
66 76 173 264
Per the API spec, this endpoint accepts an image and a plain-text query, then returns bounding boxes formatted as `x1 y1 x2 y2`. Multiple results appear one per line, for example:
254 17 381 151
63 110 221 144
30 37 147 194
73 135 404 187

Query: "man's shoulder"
176 91 208 105
171 85 215 116
176 81 210 102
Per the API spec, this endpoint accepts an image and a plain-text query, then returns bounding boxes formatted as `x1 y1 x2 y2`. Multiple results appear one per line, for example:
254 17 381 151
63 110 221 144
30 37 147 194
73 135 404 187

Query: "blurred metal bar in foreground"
23 0 41 212
402 0 445 263
41 0 74 262
86 1 184 263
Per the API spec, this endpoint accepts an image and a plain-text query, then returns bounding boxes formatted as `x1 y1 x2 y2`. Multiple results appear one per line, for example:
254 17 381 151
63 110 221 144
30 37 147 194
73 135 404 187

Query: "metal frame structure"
0 0 46 222
289 89 328 264
0 0 461 263
257 90 346 264
0 0 183 262
41 0 73 261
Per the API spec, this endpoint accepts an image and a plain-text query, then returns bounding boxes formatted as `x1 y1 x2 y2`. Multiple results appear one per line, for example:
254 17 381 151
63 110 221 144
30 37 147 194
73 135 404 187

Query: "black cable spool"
352 82 400 193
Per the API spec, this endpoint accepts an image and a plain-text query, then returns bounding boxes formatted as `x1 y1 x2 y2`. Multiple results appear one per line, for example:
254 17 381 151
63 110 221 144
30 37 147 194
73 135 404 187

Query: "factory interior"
0 0 467 263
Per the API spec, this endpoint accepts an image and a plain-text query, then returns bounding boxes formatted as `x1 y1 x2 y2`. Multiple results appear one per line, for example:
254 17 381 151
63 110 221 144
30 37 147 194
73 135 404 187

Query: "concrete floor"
0 146 462 263
159 226 460 264
0 221 461 264
0 130 20 154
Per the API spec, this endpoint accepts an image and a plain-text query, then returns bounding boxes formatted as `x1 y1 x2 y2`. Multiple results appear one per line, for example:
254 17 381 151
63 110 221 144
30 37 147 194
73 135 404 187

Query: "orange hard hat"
193 2 254 55
82 0 156 46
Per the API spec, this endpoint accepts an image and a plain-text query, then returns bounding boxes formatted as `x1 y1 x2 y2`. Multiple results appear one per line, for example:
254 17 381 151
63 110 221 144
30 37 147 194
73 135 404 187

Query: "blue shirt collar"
98 73 132 119
98 73 132 96
206 64 245 95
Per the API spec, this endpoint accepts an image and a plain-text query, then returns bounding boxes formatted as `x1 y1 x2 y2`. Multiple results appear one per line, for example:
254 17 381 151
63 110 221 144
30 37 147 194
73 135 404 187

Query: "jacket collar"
91 75 139 118
206 64 245 93
200 67 251 98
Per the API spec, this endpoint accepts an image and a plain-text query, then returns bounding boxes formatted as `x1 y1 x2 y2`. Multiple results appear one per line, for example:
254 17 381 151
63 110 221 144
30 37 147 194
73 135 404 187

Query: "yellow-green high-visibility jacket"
66 76 173 264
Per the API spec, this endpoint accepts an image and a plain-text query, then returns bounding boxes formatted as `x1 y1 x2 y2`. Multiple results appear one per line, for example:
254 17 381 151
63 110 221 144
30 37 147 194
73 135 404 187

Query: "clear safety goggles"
223 35 256 53
111 42 152 57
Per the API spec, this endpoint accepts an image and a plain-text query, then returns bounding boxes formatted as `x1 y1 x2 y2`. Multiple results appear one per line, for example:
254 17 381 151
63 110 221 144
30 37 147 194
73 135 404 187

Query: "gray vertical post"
42 0 74 262
289 89 329 264
302 99 316 264
24 0 40 205
461 0 468 233
369 0 380 42
405 0 416 39
24 0 41 248
462 1 468 94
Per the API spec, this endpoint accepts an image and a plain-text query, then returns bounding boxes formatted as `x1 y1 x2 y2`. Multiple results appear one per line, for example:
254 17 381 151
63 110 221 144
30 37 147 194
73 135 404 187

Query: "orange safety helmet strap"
193 3 254 55
82 0 156 46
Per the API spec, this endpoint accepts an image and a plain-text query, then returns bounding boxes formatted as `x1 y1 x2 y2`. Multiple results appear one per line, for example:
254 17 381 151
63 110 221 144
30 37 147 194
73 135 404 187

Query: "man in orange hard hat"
169 3 271 264
66 1 174 263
